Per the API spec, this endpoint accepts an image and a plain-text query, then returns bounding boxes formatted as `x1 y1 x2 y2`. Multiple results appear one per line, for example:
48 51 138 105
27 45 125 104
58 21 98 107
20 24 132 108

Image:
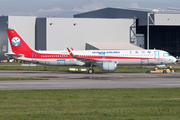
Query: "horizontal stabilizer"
4 53 23 58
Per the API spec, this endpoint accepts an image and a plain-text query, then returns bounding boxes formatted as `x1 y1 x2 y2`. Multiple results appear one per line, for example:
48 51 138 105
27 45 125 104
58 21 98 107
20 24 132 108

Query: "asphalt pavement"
0 70 180 90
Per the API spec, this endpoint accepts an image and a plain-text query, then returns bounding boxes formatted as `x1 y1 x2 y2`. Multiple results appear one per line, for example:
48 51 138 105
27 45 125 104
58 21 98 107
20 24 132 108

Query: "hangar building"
0 16 140 61
74 8 180 56
36 18 137 51
0 16 36 60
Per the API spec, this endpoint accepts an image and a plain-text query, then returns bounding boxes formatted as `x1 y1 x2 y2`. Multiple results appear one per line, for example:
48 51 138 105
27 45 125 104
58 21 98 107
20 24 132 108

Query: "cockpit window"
163 53 171 57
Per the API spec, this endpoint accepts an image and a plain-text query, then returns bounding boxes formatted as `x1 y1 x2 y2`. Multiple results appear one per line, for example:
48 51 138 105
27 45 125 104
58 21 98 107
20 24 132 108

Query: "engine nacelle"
95 61 117 71
156 65 166 68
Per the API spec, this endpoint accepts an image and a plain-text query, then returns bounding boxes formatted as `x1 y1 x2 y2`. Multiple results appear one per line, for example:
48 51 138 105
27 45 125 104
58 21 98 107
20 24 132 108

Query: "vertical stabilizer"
6 28 34 55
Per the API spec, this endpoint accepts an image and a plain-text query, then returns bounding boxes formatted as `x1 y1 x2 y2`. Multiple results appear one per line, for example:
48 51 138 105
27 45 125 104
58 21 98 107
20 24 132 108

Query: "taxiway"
0 70 180 90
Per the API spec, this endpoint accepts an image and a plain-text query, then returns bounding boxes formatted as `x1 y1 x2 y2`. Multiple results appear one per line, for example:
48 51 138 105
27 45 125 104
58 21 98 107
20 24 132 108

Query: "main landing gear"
88 63 94 74
154 66 158 71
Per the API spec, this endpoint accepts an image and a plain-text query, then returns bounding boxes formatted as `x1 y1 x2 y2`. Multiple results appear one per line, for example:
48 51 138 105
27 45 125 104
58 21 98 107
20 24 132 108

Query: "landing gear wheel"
163 70 167 73
88 69 94 74
154 67 158 71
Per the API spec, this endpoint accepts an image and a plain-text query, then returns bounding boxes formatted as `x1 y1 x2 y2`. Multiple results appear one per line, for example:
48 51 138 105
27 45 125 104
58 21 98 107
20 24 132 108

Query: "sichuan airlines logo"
11 37 21 46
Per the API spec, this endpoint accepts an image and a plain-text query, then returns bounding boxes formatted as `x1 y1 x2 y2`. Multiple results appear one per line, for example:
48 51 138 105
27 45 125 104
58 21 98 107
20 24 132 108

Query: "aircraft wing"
67 48 111 64
75 57 95 64
67 48 100 63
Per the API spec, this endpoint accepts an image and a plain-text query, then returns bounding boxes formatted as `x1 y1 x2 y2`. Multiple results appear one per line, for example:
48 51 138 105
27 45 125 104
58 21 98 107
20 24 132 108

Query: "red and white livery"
5 28 177 73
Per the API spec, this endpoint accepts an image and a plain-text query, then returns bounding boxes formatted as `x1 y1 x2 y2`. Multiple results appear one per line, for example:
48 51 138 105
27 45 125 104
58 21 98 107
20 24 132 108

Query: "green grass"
0 63 180 72
0 77 48 80
0 88 180 120
0 65 180 72
0 65 70 71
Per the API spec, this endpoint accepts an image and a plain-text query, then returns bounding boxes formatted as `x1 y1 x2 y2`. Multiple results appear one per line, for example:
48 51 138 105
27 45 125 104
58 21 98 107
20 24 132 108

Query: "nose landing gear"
88 69 94 74
88 63 94 74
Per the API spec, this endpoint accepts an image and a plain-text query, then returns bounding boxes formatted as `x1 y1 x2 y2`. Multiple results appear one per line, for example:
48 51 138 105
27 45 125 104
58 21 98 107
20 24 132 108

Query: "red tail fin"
6 28 34 55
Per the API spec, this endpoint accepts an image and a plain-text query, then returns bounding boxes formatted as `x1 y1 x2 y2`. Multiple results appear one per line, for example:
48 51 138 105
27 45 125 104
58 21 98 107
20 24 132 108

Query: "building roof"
117 7 180 14
74 7 180 26
75 7 180 16
86 42 144 50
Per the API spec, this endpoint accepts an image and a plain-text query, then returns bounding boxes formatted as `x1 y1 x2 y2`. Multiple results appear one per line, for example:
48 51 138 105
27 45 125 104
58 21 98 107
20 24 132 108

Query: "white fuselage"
16 49 176 66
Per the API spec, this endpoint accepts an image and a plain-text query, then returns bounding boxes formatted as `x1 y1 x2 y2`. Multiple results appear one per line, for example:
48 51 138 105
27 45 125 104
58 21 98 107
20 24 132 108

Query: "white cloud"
37 7 65 13
73 0 104 12
6 7 68 17
5 12 34 16
131 2 139 8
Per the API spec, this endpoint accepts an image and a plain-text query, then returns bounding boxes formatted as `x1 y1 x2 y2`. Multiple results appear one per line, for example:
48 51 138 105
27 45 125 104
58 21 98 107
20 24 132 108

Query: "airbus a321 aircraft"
5 28 177 73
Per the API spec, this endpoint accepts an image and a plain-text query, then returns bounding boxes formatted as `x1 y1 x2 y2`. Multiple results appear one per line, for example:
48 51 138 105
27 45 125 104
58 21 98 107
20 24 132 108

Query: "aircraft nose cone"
175 58 178 63
173 57 177 64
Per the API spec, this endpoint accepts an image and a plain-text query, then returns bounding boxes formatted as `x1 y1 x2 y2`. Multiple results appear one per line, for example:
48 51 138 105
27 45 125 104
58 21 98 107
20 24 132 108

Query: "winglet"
67 48 74 56
71 47 74 51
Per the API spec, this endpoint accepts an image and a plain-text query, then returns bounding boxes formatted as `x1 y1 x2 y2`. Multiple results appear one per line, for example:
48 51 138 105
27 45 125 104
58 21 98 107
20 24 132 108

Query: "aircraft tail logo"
11 37 21 46
6 28 34 55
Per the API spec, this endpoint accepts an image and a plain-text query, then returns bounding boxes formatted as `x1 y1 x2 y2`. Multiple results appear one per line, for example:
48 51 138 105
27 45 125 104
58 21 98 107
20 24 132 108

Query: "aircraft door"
69 55 74 63
154 51 159 59
100 52 105 59
32 52 37 63
102 54 105 59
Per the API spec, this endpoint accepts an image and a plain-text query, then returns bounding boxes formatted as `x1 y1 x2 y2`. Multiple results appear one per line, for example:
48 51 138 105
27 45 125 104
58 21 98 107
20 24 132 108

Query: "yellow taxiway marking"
108 80 111 81
119 75 122 77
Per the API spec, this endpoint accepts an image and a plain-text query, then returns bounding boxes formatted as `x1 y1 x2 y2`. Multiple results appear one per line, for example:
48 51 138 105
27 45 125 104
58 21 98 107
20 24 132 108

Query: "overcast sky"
0 0 180 17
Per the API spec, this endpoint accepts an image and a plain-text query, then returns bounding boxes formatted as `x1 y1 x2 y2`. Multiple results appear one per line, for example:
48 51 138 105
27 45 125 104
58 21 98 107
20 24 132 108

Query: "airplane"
5 28 177 74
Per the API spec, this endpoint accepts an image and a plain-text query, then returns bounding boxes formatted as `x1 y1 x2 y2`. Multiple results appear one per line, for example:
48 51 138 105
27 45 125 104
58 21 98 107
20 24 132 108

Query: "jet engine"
156 64 166 68
95 61 117 71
